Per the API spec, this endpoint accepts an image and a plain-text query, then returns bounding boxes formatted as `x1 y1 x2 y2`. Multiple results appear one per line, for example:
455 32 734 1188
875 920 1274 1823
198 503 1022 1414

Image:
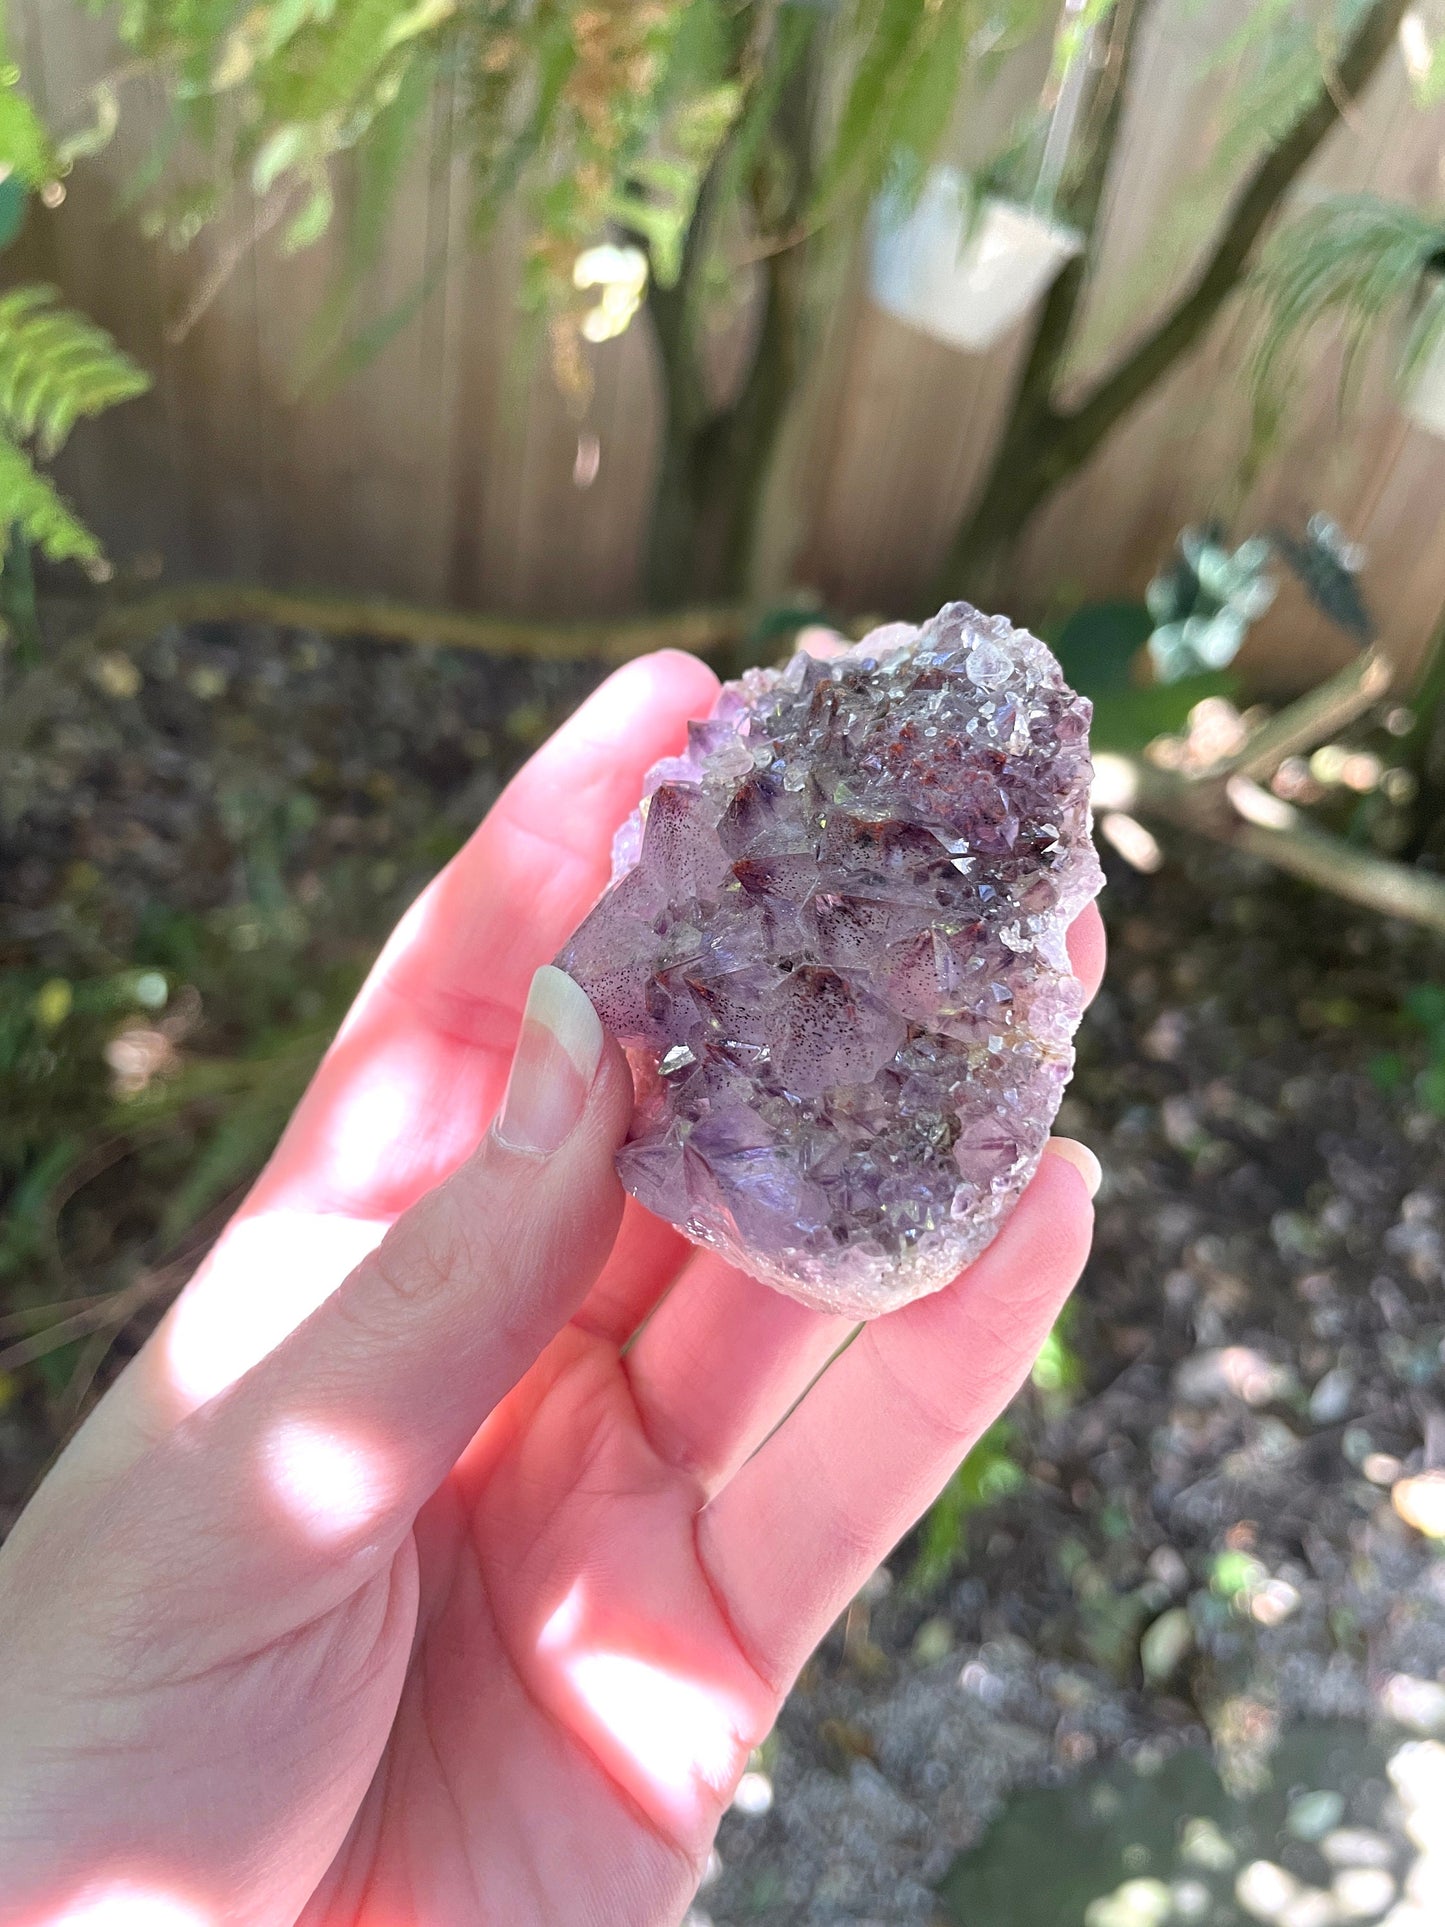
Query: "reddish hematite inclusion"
556 603 1103 1317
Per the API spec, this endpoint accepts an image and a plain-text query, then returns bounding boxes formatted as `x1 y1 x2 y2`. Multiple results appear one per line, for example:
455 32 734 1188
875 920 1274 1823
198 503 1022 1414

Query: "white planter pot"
868 169 1083 353
1404 327 1445 439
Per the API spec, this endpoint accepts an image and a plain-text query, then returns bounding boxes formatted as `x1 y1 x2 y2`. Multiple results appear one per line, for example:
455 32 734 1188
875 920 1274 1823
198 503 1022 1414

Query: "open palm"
0 649 1102 1927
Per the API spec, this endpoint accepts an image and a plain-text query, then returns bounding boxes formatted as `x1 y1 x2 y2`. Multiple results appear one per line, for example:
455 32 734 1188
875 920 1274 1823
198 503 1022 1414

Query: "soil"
3 617 1445 1926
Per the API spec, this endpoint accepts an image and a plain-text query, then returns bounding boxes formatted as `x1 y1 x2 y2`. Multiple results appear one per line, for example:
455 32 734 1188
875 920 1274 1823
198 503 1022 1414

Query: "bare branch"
1220 646 1394 783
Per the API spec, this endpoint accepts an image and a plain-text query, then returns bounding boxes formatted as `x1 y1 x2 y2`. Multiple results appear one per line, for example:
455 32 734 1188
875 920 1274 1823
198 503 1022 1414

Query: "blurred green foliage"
907 1418 1027 1596
1372 982 1445 1114
0 63 150 583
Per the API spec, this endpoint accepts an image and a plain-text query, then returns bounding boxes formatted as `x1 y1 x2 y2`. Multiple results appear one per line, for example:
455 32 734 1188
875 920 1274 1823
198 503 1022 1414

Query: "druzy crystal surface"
557 603 1102 1317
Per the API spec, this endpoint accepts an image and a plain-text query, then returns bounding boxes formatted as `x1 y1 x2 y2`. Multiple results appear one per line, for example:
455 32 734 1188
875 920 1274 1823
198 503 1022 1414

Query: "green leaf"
1250 194 1445 417
0 174 27 252
1087 672 1240 752
875 0 969 184
1054 599 1153 697
0 431 102 569
1419 1060 1445 1115
0 286 151 458
1370 1050 1406 1092
283 175 335 251
1403 983 1445 1032
819 0 933 208
908 1419 1024 1594
0 71 57 189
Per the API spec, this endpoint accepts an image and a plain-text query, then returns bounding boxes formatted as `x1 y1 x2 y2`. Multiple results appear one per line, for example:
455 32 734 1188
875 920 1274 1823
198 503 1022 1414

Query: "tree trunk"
937 0 1410 607
642 23 819 609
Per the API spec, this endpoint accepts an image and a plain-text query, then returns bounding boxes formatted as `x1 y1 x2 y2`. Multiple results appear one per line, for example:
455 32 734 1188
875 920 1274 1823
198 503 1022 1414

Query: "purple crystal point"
556 603 1103 1317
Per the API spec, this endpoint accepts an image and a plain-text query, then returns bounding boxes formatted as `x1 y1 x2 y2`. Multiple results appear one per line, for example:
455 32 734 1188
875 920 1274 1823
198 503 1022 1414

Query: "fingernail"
1046 1136 1102 1198
495 966 604 1156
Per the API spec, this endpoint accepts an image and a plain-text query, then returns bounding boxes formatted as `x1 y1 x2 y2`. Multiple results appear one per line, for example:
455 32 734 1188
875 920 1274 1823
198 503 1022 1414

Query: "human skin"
0 647 1105 1927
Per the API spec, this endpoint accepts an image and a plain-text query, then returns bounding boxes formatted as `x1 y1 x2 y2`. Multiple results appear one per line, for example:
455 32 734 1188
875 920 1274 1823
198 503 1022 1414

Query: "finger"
698 1147 1094 1688
795 626 849 659
1068 900 1106 1005
54 654 717 1494
620 903 1105 1490
572 1196 694 1346
623 1254 852 1490
130 970 633 1617
253 646 721 1222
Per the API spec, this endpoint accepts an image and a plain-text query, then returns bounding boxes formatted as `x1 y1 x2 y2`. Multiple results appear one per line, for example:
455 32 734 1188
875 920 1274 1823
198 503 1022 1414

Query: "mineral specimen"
556 602 1102 1317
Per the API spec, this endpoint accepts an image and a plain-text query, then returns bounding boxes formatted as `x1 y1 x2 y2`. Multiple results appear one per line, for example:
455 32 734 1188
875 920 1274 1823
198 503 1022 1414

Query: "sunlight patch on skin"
301 1049 433 1201
537 1581 749 1837
261 1416 394 1542
39 1880 211 1927
165 1209 388 1407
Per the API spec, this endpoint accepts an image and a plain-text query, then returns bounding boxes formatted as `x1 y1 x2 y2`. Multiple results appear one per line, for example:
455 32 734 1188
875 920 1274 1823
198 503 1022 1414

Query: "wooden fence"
10 0 1445 691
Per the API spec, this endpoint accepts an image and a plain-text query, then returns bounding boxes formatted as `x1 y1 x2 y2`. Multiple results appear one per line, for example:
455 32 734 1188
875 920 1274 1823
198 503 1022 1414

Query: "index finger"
56 652 718 1483
251 647 721 1222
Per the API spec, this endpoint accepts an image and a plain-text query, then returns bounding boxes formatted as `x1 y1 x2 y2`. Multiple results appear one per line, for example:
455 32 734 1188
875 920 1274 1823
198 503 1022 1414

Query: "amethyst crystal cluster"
557 603 1102 1317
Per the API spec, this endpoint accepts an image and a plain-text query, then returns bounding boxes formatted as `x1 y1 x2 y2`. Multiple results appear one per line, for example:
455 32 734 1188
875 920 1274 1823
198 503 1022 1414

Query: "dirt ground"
3 619 1445 1926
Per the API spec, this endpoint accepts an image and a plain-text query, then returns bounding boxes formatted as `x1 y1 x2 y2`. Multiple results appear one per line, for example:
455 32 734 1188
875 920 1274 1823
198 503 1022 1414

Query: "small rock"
1237 1860 1301 1919
186 662 228 700
1320 1829 1396 1871
1140 1607 1194 1684
1169 1879 1212 1921
731 1770 773 1817
1379 1673 1445 1735
1287 1789 1346 1842
1250 1578 1302 1627
911 1616 954 1665
1388 1739 1445 1852
1084 1877 1172 1927
1146 1545 1190 1595
818 1718 876 1770
1180 1816 1236 1872
1332 1868 1397 1920
845 1759 927 1843
93 651 142 699
1175 1347 1297 1407
1391 1471 1445 1538
1309 1368 1355 1425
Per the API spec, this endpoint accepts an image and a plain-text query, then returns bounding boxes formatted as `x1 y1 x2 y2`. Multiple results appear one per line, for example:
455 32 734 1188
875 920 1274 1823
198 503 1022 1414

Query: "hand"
0 650 1105 1927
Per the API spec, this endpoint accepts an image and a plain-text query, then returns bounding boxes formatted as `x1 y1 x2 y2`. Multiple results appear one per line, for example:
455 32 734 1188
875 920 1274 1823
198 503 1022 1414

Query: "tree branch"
1052 0 1411 473
934 0 1159 600
1094 747 1445 934
1223 644 1394 783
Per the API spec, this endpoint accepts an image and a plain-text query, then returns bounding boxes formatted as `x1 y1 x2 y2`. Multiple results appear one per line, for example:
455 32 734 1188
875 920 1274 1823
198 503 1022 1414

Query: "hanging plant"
864 0 1108 352
868 167 1083 350
1249 192 1445 439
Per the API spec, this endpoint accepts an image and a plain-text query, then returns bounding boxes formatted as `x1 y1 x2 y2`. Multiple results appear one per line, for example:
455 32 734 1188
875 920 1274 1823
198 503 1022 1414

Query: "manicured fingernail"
495 966 604 1156
1046 1136 1102 1197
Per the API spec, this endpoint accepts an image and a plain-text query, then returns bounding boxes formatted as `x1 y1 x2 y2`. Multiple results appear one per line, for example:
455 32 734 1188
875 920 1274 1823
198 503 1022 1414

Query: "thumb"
145 967 631 1576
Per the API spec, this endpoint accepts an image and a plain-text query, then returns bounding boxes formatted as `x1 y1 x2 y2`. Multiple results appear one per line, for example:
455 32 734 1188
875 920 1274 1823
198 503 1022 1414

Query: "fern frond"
0 286 150 574
0 431 102 568
1250 193 1445 409
0 286 152 460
